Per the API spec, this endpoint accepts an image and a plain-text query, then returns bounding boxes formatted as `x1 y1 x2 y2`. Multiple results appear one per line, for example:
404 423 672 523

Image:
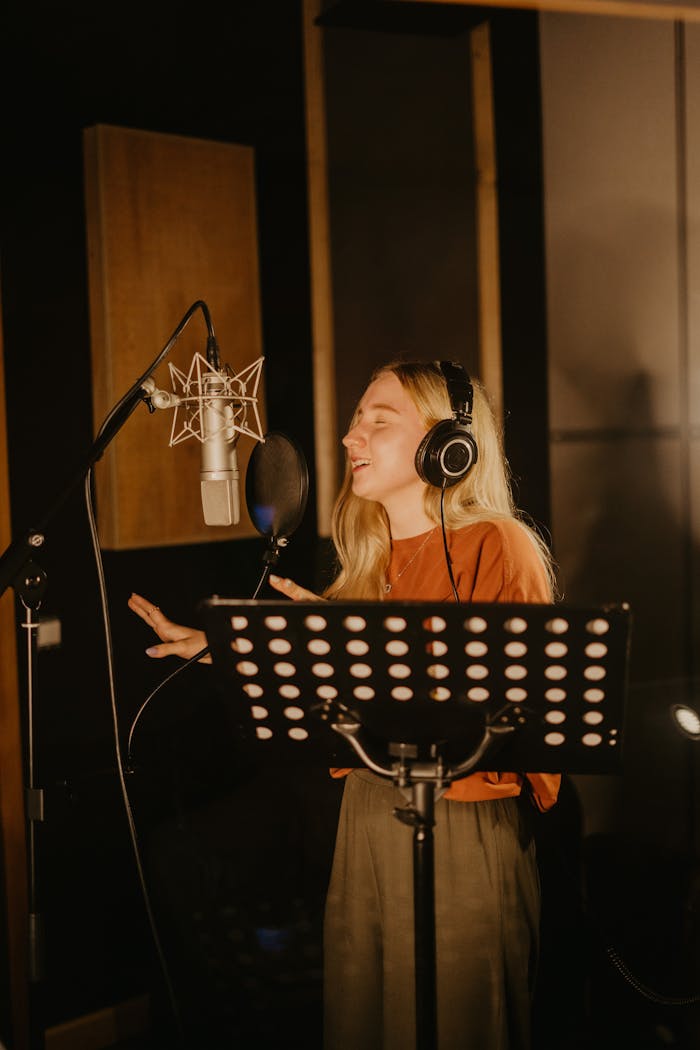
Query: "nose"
342 424 364 449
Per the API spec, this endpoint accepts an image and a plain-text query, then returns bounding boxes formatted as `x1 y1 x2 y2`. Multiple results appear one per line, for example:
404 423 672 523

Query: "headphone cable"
440 481 460 603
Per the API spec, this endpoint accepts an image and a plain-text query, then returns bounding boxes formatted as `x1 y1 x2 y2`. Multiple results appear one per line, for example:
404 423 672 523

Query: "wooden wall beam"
303 0 339 538
470 21 503 423
400 0 700 23
0 279 30 1050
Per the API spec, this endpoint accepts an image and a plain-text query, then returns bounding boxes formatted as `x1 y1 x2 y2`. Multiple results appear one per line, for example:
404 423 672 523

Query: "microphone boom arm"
0 382 151 598
0 299 217 598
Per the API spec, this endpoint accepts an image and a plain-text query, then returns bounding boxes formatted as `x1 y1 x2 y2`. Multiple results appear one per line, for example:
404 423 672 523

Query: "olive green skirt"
323 770 540 1050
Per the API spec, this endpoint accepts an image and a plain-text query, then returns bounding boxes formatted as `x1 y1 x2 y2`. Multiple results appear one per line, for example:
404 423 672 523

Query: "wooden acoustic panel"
84 124 266 549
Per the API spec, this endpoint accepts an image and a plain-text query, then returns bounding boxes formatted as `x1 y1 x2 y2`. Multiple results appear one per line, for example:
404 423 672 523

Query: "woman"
129 360 560 1049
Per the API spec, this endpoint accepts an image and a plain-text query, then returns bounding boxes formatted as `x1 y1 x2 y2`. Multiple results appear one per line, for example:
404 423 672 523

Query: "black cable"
100 300 214 436
78 299 216 1047
539 811 700 1007
126 647 209 766
126 560 271 764
605 946 700 1006
436 483 697 1005
439 481 460 603
84 469 187 1048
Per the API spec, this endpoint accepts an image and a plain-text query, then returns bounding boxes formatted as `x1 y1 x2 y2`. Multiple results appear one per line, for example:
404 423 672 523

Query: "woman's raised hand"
268 574 324 602
129 577 322 663
127 592 211 662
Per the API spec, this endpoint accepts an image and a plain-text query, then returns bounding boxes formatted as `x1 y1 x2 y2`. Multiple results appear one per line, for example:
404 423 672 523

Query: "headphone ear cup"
415 420 478 488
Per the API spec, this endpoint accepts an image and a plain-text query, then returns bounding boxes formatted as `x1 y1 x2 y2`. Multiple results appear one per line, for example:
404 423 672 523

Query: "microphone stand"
0 298 230 1049
0 381 152 1050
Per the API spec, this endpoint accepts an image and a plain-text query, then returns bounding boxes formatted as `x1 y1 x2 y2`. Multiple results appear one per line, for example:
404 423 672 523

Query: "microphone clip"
262 536 289 567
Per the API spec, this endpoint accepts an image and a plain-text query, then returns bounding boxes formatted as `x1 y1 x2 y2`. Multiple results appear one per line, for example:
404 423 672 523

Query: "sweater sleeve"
458 519 551 604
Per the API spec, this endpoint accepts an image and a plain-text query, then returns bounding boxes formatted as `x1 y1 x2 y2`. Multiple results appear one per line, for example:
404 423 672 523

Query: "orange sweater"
331 519 561 812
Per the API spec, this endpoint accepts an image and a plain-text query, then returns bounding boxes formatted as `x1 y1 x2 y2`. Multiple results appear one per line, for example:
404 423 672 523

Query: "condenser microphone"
142 340 264 528
199 370 240 526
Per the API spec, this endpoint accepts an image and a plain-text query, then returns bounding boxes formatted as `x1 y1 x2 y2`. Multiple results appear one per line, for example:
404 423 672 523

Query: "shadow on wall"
548 369 700 1046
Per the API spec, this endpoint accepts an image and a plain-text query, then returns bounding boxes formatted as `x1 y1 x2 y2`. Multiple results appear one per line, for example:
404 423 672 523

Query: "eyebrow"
356 402 401 418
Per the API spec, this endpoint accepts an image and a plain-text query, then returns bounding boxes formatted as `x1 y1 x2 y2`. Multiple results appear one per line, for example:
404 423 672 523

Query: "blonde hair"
324 361 556 600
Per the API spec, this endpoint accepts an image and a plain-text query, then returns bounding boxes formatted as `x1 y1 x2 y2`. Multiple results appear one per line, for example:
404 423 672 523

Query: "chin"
350 474 372 495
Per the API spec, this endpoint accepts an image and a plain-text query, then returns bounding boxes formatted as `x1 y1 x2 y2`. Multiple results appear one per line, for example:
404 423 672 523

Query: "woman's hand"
128 592 211 662
268 574 324 602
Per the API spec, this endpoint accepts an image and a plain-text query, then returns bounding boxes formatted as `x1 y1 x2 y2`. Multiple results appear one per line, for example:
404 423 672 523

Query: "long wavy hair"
324 360 556 600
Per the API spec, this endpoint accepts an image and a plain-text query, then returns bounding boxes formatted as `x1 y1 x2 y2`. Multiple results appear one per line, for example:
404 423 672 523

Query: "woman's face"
342 372 428 513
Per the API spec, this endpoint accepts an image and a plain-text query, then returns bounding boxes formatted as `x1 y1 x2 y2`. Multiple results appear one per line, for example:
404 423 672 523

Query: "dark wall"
323 19 480 446
318 2 551 534
0 0 325 1040
491 12 551 533
1 3 555 1047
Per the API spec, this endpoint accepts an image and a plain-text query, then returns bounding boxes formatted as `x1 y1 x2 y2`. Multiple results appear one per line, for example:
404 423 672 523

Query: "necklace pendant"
385 582 392 594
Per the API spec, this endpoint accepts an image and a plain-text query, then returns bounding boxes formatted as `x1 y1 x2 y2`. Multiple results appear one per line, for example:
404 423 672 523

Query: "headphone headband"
437 360 473 424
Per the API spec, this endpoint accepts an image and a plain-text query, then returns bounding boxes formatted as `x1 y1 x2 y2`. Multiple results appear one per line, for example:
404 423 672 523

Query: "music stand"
200 597 631 1050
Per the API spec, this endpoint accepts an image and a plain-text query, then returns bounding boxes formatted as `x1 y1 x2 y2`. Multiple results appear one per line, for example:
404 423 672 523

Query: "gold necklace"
385 528 437 594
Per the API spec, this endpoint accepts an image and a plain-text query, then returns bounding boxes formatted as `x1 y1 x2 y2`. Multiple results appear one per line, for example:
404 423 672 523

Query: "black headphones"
414 361 479 488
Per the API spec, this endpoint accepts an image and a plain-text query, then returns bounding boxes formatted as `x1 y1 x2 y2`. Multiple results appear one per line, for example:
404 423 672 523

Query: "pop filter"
245 431 309 541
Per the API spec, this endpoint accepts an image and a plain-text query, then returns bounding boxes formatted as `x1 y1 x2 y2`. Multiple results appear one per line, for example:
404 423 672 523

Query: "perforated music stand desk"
200 598 631 1050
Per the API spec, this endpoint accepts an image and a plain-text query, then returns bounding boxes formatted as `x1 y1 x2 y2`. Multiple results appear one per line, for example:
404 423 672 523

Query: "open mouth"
352 459 370 471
